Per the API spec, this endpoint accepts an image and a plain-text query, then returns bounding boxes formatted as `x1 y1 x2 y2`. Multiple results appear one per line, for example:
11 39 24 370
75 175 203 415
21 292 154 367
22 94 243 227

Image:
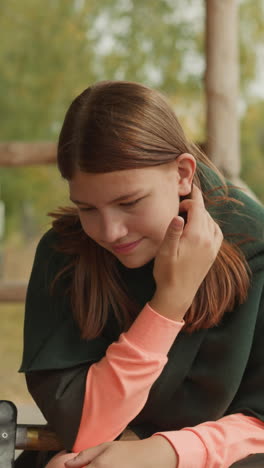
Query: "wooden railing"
0 281 27 302
0 142 56 166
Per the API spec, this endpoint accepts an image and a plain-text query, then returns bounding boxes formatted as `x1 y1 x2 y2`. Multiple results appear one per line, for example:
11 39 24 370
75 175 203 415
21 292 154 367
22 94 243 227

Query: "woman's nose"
99 215 128 244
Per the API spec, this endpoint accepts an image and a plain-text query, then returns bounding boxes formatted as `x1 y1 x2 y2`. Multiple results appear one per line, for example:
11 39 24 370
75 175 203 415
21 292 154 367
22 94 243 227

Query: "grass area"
0 236 39 403
0 303 31 402
0 304 30 402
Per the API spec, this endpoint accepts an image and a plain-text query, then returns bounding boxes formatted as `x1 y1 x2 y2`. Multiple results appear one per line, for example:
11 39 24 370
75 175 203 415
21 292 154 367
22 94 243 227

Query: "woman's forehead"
70 166 169 189
68 166 173 204
69 168 149 202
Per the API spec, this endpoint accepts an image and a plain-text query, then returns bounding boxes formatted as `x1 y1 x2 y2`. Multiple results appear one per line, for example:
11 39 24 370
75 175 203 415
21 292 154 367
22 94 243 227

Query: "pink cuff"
154 431 207 468
154 414 264 468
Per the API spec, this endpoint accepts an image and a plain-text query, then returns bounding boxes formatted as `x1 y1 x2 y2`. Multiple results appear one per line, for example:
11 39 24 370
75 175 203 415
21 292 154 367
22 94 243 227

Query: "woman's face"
69 161 193 268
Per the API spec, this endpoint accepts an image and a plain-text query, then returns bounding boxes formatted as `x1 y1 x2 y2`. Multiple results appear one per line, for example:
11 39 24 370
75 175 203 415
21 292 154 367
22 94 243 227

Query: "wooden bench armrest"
16 424 63 451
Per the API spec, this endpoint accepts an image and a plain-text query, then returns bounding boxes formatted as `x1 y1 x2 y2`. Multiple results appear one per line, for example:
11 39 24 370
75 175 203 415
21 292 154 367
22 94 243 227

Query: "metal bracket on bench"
0 400 63 467
0 400 17 468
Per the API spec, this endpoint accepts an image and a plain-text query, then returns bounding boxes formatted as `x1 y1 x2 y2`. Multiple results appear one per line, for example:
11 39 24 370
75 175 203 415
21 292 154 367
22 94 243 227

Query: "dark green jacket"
19 169 264 464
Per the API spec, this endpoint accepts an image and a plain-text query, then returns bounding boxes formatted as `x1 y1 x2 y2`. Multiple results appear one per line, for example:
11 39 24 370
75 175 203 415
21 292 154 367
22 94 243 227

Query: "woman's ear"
176 153 196 196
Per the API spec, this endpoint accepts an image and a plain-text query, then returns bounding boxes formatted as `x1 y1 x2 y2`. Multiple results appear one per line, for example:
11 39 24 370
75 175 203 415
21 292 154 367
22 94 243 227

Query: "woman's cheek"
79 214 94 238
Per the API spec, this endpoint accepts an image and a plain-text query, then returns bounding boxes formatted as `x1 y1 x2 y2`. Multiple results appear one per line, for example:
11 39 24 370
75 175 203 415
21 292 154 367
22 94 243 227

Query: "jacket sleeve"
224 286 264 423
20 229 110 374
26 364 89 450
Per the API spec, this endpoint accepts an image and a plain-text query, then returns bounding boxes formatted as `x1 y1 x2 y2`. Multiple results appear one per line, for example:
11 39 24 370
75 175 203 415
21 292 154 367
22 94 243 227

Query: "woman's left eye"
120 199 141 208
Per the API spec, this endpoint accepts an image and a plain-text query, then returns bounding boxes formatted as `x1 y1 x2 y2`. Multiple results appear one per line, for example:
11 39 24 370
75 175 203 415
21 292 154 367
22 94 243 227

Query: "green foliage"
239 0 264 92
0 303 30 401
0 166 68 238
240 101 264 203
0 0 206 141
0 0 97 140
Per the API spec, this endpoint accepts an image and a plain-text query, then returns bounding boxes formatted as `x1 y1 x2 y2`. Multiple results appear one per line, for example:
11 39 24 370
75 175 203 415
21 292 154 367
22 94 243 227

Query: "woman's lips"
112 238 143 254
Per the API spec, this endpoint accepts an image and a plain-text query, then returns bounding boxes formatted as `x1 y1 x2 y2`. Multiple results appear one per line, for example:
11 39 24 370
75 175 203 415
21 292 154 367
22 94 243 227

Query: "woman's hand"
64 436 177 468
118 427 140 441
149 184 223 322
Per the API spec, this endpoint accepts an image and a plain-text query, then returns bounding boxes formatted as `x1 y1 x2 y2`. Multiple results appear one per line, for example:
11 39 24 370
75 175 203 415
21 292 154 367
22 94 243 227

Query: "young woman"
19 81 264 467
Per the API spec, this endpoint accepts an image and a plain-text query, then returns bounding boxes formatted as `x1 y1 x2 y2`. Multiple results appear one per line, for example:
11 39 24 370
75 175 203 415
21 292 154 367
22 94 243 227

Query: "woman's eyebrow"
70 190 143 206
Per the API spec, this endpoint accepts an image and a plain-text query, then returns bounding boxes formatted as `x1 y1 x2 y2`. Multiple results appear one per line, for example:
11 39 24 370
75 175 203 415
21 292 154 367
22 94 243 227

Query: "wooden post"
0 142 56 166
205 0 240 182
0 282 27 302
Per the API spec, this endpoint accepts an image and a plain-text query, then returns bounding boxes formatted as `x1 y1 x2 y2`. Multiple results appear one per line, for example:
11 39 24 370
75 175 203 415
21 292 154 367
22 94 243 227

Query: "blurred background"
0 0 263 424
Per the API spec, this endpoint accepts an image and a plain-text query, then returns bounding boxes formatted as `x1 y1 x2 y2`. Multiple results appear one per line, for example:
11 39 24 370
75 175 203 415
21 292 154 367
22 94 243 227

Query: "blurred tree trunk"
205 0 240 182
205 0 259 201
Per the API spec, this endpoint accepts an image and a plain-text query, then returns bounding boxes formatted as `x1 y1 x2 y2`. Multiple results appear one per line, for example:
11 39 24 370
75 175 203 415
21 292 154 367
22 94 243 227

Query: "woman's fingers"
151 183 223 321
213 218 224 250
179 185 207 233
179 184 204 211
152 216 185 294
180 185 222 252
119 428 140 441
65 443 109 467
157 216 184 257
65 438 177 468
45 451 77 468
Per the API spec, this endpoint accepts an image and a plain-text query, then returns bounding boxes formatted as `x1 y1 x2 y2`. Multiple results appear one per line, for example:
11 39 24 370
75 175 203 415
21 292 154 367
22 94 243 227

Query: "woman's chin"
115 251 155 269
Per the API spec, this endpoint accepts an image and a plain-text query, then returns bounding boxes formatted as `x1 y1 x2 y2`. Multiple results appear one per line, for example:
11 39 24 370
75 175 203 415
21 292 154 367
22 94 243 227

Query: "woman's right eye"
79 207 94 212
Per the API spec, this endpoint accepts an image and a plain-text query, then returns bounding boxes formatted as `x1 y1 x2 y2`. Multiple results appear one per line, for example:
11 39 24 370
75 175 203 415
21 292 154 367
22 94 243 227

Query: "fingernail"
172 217 184 228
65 459 76 466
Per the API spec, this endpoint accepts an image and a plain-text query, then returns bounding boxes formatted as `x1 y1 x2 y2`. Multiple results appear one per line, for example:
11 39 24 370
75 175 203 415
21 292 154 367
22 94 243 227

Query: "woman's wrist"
149 291 189 322
150 435 179 467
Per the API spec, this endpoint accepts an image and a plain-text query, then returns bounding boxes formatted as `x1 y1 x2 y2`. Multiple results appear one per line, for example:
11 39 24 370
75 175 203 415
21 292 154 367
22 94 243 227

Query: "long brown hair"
50 81 250 339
